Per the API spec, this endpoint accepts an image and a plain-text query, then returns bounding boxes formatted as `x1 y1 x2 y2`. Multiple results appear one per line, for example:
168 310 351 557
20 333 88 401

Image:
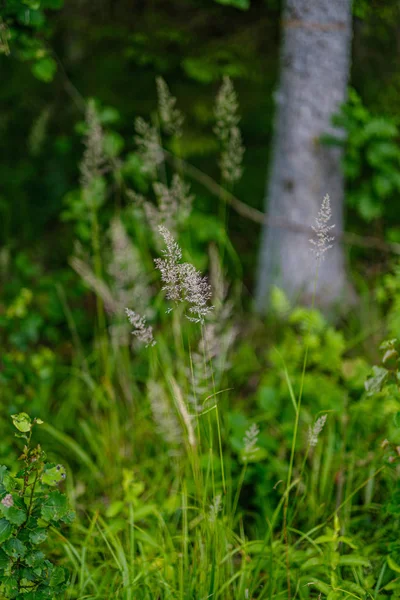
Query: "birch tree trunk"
255 0 352 312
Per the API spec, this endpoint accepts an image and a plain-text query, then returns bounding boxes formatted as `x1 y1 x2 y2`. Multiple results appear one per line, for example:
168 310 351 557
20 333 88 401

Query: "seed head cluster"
243 423 260 461
220 126 244 185
134 117 164 178
125 308 156 347
156 77 184 138
209 494 223 523
80 100 107 190
137 174 194 236
108 217 151 314
214 76 244 186
154 226 183 304
154 226 213 324
308 414 327 448
309 194 335 262
214 76 240 142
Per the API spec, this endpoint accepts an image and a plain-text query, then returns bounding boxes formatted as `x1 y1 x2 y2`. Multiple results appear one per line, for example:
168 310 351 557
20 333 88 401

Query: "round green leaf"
32 57 57 83
11 413 31 433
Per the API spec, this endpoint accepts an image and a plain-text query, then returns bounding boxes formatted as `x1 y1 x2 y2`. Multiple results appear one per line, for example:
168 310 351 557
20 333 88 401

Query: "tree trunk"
255 0 352 313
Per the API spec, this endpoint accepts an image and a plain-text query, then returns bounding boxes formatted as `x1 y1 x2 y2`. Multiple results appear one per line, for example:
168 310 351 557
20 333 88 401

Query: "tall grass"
57 84 392 599
2 79 397 600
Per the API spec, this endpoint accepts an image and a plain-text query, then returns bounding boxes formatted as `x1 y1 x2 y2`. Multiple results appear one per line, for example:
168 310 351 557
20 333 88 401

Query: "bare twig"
163 150 400 256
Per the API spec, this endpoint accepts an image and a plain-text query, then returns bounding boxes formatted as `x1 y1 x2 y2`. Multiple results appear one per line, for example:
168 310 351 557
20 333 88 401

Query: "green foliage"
0 414 73 599
0 0 62 82
327 89 400 226
361 337 400 583
376 264 400 339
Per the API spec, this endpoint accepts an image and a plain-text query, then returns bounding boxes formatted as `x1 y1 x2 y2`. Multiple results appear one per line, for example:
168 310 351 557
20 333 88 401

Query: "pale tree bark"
255 0 353 312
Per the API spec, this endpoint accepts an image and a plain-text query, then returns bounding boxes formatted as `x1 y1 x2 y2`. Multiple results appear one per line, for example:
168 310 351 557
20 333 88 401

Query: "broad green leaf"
309 578 331 595
0 466 12 493
99 106 120 125
373 174 393 198
300 556 323 570
41 464 66 486
1 576 18 598
2 537 27 559
0 548 10 570
50 565 66 587
366 141 400 167
315 533 335 543
11 412 32 433
32 57 57 83
29 528 48 545
380 338 398 350
338 555 371 567
40 491 68 522
337 535 358 549
340 579 370 595
270 286 291 316
61 510 75 525
387 555 400 573
363 118 398 138
0 501 27 526
365 366 389 396
25 550 45 568
103 132 124 158
0 518 12 543
20 567 39 582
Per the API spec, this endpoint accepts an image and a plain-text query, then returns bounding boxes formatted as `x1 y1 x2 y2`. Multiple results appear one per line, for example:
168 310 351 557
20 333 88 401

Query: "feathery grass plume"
126 188 146 209
154 225 213 323
142 174 194 235
188 251 236 410
128 187 161 233
309 194 335 262
214 76 240 143
125 308 156 347
71 221 152 347
188 302 237 412
308 414 327 448
155 174 194 224
154 225 183 304
220 126 244 186
80 99 107 189
209 494 223 523
108 217 151 313
134 117 164 178
243 423 260 462
156 76 184 137
147 381 182 454
180 262 213 324
214 76 244 186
